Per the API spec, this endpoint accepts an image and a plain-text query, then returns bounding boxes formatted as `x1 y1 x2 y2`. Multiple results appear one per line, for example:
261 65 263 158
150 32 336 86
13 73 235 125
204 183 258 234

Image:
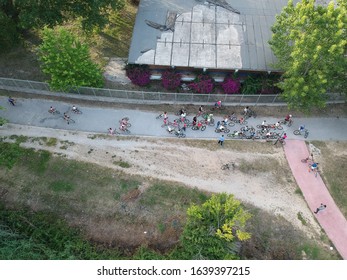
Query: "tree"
38 27 104 91
180 193 251 260
0 0 125 50
269 0 347 111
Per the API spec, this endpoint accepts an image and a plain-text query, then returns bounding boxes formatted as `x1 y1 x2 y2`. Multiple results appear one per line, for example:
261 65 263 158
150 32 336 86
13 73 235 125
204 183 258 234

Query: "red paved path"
284 140 347 259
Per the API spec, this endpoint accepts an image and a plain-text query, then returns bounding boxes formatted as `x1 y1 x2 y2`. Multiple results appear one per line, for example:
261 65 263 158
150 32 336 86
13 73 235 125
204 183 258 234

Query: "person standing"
218 135 225 146
8 97 15 106
314 203 327 214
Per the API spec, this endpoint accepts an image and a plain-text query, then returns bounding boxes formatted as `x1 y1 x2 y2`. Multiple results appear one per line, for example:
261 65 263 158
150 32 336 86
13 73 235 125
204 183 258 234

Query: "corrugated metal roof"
128 0 301 72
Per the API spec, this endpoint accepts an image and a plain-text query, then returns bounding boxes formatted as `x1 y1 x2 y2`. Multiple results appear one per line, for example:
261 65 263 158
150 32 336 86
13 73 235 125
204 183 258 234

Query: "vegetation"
0 0 125 51
125 64 151 86
178 193 251 259
221 76 241 94
161 70 182 90
269 0 347 111
0 141 340 260
188 73 214 94
38 27 104 91
310 141 347 218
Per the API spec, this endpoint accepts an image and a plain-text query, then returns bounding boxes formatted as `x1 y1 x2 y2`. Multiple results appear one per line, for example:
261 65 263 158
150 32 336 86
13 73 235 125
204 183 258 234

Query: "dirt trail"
0 123 322 238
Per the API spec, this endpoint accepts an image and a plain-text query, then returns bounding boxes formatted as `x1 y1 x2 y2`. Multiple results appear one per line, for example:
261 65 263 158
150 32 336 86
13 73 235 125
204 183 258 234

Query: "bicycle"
48 108 60 115
242 109 257 119
119 119 131 127
280 118 293 127
273 136 286 146
119 127 131 134
293 128 309 138
62 116 75 124
71 107 82 114
156 113 164 119
221 162 236 170
227 131 246 139
301 154 314 163
210 104 226 111
107 128 120 135
256 123 283 130
215 127 230 133
191 122 206 131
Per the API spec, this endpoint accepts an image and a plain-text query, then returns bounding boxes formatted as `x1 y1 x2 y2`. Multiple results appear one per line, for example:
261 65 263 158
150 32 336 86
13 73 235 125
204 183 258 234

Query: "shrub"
161 70 182 90
125 64 151 86
189 74 214 94
221 76 241 94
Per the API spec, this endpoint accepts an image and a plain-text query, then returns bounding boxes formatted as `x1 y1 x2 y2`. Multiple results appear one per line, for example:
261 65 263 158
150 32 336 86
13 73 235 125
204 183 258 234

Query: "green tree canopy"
38 27 104 91
180 193 251 260
269 0 347 111
0 0 125 50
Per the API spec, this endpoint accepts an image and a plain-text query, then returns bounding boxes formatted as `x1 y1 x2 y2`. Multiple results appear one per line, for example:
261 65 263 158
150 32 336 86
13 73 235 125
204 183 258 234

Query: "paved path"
1 96 347 140
1 96 347 258
284 140 347 259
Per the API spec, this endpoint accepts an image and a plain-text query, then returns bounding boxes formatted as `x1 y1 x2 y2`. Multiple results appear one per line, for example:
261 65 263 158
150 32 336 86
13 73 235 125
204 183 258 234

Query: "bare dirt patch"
0 123 324 244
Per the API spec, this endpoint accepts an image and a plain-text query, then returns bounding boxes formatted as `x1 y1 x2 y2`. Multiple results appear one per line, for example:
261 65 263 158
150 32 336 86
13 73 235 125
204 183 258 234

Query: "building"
128 0 301 80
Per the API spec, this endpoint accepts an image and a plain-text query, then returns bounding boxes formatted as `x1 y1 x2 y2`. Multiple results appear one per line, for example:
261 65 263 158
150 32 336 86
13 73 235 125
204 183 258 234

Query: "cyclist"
120 118 128 126
119 123 126 131
261 120 267 129
63 112 70 124
197 121 202 129
108 128 114 135
192 116 197 126
72 105 79 113
163 111 168 120
243 106 249 116
8 97 15 106
198 105 204 115
222 115 229 126
285 114 292 122
275 121 281 129
299 125 305 133
49 106 56 113
282 133 287 141
214 100 222 108
179 108 186 116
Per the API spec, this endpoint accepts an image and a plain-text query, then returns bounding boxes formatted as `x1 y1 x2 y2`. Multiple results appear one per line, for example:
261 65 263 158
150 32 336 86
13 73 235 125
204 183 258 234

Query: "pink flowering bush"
125 65 151 86
221 76 241 94
189 74 214 94
161 70 182 90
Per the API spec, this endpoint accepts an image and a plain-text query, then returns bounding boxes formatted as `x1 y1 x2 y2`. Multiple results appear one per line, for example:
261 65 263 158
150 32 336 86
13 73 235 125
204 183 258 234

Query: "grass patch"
113 160 131 168
46 138 58 147
297 211 307 226
49 181 75 192
295 188 303 196
310 141 347 218
9 134 28 144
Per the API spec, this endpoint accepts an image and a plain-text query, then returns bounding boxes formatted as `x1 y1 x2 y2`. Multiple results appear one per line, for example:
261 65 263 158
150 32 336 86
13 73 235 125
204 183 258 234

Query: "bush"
189 74 214 94
221 76 241 94
125 64 151 86
161 70 182 90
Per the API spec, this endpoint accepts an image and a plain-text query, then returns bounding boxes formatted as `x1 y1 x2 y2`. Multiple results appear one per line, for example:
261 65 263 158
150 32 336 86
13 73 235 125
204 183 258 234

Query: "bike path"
284 140 347 259
1 96 347 141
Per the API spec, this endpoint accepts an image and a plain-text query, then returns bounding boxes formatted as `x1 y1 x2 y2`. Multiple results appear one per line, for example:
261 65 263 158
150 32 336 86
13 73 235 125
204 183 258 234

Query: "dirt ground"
0 123 324 245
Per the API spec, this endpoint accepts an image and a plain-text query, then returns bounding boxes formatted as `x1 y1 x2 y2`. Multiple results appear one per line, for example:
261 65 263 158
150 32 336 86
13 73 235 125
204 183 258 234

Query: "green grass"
113 160 131 168
0 141 340 260
297 211 307 226
310 141 347 218
49 181 75 192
